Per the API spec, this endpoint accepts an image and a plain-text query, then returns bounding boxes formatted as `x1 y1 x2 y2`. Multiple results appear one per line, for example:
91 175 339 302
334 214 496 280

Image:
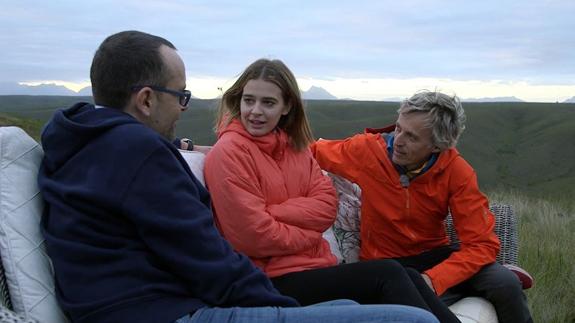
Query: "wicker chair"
446 205 518 265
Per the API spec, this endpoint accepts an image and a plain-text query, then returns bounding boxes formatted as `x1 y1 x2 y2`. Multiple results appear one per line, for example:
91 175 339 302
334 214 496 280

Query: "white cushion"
322 227 343 263
0 127 68 322
179 149 206 187
449 296 499 323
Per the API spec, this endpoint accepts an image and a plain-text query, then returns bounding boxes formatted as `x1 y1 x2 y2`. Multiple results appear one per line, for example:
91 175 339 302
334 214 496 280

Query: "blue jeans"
174 300 438 323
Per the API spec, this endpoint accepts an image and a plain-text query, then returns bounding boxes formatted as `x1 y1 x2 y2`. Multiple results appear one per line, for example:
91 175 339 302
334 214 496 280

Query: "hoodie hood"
41 103 140 172
218 118 289 160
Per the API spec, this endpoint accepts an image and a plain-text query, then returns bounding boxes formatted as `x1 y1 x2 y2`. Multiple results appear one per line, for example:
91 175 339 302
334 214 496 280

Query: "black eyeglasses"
132 85 192 108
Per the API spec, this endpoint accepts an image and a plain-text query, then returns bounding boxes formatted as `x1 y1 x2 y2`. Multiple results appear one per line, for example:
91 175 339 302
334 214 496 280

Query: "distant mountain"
563 96 575 103
302 86 337 100
463 96 524 103
0 82 24 95
78 86 92 96
0 83 199 99
0 82 78 96
382 97 403 102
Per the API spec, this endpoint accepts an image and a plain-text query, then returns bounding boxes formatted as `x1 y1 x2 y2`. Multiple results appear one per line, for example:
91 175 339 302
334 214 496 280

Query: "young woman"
204 59 460 323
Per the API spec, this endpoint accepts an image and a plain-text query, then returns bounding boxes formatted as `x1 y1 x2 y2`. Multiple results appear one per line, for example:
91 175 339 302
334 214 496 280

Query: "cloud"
1 1 574 101
296 77 575 103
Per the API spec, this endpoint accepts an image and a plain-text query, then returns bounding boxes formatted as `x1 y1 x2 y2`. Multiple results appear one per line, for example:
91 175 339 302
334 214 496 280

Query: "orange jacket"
205 119 338 278
311 129 500 295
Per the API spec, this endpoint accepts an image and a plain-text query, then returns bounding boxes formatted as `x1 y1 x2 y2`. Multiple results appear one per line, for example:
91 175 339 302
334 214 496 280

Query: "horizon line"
5 79 575 103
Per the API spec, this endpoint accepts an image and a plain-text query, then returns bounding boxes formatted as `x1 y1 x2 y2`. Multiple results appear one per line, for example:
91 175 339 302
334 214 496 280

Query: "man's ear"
133 87 155 117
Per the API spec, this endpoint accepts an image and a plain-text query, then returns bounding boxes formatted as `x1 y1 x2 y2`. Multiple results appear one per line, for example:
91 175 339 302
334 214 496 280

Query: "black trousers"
393 244 533 323
271 259 460 323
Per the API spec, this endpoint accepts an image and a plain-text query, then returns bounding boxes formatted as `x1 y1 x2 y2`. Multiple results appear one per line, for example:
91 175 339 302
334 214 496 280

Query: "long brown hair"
215 59 314 151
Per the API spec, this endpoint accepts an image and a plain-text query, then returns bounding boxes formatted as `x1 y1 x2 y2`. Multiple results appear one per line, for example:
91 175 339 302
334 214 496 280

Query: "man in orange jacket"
312 90 532 323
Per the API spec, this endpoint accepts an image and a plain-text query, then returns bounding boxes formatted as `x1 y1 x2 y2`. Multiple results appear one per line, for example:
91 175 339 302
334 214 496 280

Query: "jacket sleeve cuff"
424 268 449 296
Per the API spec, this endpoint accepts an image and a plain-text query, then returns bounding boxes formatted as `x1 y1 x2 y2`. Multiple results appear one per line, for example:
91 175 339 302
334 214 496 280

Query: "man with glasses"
38 30 438 323
130 85 192 109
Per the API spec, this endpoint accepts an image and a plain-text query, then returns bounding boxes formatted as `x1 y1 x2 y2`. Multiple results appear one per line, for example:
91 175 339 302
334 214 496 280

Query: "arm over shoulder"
311 134 377 183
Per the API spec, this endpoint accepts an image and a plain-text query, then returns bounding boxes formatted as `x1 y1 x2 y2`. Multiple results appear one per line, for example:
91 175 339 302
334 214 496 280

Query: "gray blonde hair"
398 90 466 151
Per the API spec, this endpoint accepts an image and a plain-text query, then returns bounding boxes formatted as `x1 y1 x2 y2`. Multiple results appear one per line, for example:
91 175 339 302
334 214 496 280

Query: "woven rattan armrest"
0 305 38 323
445 204 518 265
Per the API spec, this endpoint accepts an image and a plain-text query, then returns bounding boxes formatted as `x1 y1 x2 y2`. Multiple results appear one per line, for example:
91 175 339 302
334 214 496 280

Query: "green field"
2 95 574 199
1 96 574 321
489 190 574 322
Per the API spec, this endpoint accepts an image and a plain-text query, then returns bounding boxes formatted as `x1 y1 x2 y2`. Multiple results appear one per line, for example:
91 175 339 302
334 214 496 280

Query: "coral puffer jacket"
205 119 338 278
311 129 500 295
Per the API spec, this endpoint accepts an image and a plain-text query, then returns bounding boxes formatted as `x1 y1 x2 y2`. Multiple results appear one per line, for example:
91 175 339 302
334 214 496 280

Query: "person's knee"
480 264 523 299
313 299 359 306
493 264 522 288
476 265 531 322
500 271 522 290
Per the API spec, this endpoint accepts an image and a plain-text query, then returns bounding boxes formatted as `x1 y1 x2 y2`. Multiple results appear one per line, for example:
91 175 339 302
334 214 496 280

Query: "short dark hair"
90 30 176 109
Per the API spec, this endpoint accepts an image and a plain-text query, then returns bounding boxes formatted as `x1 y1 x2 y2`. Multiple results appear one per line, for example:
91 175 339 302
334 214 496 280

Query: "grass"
0 113 43 141
2 97 575 198
489 190 575 322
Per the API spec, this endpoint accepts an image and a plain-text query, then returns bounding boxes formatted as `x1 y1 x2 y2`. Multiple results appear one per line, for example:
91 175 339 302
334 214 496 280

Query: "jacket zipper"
404 187 416 240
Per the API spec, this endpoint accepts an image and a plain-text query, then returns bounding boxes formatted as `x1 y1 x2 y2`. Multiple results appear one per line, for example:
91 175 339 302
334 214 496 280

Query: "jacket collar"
385 133 439 184
365 125 460 185
220 119 289 160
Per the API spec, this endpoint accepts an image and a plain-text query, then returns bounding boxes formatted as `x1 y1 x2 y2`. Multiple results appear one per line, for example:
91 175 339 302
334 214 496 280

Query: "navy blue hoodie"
38 103 298 323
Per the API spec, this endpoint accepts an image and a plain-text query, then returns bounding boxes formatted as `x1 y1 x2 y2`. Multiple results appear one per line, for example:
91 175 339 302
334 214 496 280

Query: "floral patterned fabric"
327 173 362 264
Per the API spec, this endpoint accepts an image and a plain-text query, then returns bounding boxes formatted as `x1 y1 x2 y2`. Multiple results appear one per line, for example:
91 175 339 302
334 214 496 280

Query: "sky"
1 0 574 102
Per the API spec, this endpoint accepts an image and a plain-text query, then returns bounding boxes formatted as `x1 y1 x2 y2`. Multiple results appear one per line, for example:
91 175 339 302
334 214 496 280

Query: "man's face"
148 46 187 141
392 112 439 171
